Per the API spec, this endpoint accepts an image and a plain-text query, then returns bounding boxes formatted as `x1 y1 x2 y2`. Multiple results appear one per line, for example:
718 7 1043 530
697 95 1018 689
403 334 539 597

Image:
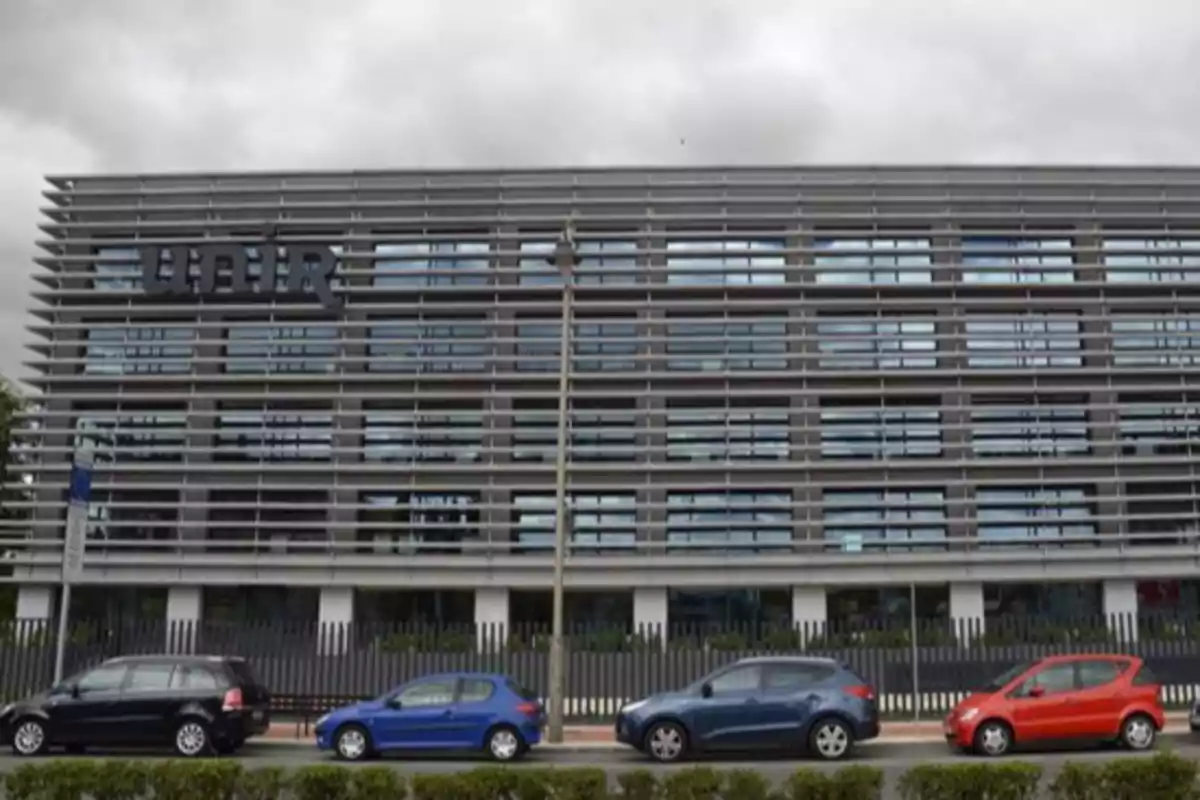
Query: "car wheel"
485 725 524 762
973 720 1013 757
333 724 373 761
643 721 688 763
10 718 48 757
1120 714 1157 751
808 717 854 761
173 719 213 758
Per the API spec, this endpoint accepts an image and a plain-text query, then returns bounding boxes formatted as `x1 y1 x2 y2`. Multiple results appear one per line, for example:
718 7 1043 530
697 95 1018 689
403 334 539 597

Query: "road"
0 735 1195 799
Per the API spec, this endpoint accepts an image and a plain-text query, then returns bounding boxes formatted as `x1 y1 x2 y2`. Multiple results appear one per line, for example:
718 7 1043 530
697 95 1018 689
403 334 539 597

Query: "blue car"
314 672 544 762
615 656 880 762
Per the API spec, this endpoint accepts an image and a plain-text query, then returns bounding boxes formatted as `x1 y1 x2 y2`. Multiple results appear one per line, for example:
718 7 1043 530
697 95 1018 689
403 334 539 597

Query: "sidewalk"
261 711 1194 746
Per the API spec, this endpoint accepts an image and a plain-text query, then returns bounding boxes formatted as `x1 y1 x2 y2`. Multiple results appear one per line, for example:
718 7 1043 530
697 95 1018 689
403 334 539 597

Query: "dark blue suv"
614 656 879 762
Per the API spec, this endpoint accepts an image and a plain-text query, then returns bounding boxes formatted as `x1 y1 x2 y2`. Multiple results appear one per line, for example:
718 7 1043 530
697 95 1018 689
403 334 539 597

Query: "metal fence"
1 612 1196 721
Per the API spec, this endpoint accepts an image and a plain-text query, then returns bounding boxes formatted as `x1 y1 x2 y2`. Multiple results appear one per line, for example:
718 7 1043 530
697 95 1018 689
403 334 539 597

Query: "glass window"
372 241 490 287
170 666 220 691
84 326 195 375
763 663 834 690
961 237 1075 284
666 239 786 285
459 679 495 703
521 239 641 285
362 409 483 464
77 664 127 694
976 487 1095 544
516 320 560 372
668 589 791 634
1118 394 1200 456
92 247 142 291
666 492 792 553
666 317 787 371
813 237 933 284
1103 238 1200 283
819 400 941 458
708 665 762 694
1017 663 1076 696
965 316 1082 368
512 402 638 463
970 397 1090 457
574 320 638 372
667 400 789 462
823 490 947 552
367 321 489 373
74 412 187 464
1112 315 1200 367
398 680 456 707
1077 660 1122 689
215 411 333 462
816 317 936 369
225 326 338 374
512 493 636 553
357 492 478 553
125 663 175 692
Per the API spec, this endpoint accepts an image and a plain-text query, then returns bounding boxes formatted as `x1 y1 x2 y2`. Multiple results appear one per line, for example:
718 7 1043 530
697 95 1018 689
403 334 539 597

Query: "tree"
0 378 26 521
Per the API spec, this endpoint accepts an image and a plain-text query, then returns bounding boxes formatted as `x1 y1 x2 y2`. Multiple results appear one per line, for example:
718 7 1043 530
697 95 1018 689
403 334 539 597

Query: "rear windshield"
505 679 539 701
224 659 259 687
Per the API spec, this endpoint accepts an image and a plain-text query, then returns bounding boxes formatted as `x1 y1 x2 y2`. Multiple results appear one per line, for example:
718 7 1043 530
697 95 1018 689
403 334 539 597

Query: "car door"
759 662 832 745
448 678 499 747
46 663 129 745
1008 661 1078 741
370 678 458 749
689 664 765 751
113 661 179 745
1073 659 1127 737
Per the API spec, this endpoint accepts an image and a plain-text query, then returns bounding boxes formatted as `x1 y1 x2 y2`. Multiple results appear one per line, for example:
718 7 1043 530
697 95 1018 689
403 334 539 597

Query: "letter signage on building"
139 242 342 311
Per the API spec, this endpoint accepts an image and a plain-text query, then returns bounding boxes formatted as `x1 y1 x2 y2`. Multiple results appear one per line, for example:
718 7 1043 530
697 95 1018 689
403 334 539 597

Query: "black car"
0 654 271 757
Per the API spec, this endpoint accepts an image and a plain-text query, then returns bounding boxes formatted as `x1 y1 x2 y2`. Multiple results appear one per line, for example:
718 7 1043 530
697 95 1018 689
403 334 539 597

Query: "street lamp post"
546 222 580 744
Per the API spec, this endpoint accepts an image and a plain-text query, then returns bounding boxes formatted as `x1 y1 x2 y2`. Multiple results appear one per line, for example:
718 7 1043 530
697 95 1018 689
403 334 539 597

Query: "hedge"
0 752 1194 799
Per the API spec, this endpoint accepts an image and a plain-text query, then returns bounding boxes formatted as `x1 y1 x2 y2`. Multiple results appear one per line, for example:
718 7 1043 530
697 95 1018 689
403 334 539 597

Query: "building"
9 166 1200 640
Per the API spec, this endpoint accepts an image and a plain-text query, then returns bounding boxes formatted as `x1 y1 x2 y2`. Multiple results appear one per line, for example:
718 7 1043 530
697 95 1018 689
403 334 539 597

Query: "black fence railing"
0 612 1196 722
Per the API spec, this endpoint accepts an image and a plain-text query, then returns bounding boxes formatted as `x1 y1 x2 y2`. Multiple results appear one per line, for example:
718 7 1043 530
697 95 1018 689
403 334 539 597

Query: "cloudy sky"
2 0 1198 384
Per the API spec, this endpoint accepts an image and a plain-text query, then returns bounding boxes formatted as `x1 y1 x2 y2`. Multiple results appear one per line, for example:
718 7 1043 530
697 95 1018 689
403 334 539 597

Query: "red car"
943 654 1164 756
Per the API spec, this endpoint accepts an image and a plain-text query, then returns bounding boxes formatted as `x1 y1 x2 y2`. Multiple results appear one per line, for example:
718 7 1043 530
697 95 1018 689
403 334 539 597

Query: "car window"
169 665 220 692
224 659 258 687
459 679 495 703
1078 660 1122 689
505 679 539 701
763 663 833 691
708 665 761 694
399 680 455 708
1017 663 1076 696
125 663 175 692
77 664 127 695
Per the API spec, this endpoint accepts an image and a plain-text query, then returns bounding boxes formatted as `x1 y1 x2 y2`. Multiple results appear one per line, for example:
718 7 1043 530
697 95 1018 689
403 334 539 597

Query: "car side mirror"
388 696 402 709
68 684 80 699
1027 686 1045 699
700 683 713 699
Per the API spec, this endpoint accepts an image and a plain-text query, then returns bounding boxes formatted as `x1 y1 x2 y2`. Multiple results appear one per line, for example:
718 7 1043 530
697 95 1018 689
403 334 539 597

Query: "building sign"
139 243 342 311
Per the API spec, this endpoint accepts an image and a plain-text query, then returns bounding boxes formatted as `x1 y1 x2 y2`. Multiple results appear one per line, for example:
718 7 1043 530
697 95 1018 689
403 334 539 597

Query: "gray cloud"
2 0 1199 381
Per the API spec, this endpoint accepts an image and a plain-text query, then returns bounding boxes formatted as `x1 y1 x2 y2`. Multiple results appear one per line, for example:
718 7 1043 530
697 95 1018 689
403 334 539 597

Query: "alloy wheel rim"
982 725 1008 754
1126 719 1153 749
649 726 682 760
339 729 366 759
176 723 206 756
815 723 849 757
490 729 519 760
14 722 43 755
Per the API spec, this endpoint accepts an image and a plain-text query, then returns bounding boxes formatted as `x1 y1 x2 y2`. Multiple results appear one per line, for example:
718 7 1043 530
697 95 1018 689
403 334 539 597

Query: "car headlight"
621 700 647 714
959 708 980 723
314 714 330 729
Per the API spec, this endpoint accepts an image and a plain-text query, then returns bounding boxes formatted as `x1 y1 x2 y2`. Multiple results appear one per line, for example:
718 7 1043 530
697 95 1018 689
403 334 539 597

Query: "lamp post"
546 221 580 744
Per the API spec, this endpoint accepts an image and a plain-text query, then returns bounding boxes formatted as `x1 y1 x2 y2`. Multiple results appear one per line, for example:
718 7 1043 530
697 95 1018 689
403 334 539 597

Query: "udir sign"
139 243 342 311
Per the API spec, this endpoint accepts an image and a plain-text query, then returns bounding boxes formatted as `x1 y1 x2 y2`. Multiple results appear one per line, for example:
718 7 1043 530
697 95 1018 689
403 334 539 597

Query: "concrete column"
1103 579 1139 641
318 587 354 655
950 582 985 641
633 587 667 646
474 587 509 651
165 586 202 653
792 585 827 643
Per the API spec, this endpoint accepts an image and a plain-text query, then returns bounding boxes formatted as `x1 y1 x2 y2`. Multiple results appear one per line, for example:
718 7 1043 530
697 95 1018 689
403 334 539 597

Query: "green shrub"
511 768 555 800
347 766 406 800
548 767 609 800
235 767 289 800
290 764 352 800
720 768 771 800
1100 752 1198 800
615 769 661 800
92 760 149 800
146 761 195 800
410 773 473 800
897 762 1042 800
1046 762 1099 800
779 765 883 800
661 766 722 800
5 762 50 800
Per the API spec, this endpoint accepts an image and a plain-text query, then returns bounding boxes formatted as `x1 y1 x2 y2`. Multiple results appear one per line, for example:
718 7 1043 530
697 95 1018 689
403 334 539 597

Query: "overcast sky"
2 0 1198 385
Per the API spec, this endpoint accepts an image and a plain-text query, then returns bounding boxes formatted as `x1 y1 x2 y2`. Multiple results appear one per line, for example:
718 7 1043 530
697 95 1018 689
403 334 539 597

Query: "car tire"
643 720 689 763
973 719 1013 757
808 717 854 761
10 718 49 757
484 725 525 762
173 718 214 758
333 724 373 761
1120 713 1157 751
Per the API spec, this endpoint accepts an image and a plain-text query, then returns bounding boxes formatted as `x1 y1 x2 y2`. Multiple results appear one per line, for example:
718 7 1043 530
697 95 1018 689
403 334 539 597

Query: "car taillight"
844 684 875 701
516 702 541 717
222 688 244 712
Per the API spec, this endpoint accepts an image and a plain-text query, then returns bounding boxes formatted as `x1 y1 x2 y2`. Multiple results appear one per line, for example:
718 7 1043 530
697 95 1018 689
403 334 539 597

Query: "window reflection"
1118 393 1200 456
224 326 338 374
512 493 636 553
819 399 941 458
965 316 1082 368
1111 315 1200 366
366 320 488 373
816 316 936 369
520 239 640 285
961 237 1075 284
976 487 1095 544
512 399 637 463
823 490 947 552
357 493 478 554
215 409 333 462
372 241 489 287
970 396 1090 457
666 398 789 461
92 247 142 291
666 239 786 285
666 316 787 371
74 410 186 463
666 492 792 553
813 237 933 285
362 405 482 464
1103 238 1200 283
84 326 195 375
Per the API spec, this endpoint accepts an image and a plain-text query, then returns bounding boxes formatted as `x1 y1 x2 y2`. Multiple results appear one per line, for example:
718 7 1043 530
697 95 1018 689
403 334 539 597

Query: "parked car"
0 654 271 757
943 654 1163 756
614 656 879 763
314 672 544 761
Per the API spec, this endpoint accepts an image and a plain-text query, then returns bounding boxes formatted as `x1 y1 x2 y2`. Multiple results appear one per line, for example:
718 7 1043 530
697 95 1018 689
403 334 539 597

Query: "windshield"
982 661 1036 692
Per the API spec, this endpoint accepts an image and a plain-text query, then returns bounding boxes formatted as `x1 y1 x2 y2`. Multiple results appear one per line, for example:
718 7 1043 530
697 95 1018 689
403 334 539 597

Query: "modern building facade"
8 166 1200 638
